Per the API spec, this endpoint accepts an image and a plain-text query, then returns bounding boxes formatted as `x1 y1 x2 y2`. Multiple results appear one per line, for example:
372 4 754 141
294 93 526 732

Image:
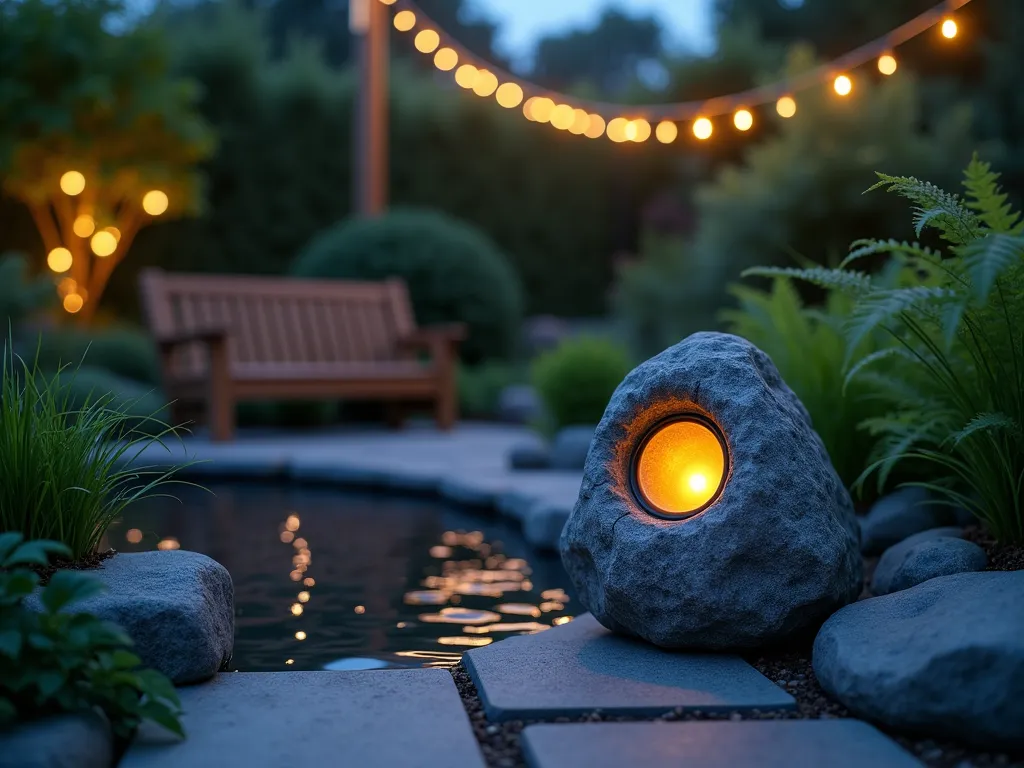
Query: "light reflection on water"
106 483 575 671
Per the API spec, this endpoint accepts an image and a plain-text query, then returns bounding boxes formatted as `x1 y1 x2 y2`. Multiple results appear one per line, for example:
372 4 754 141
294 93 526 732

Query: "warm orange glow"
655 120 678 144
606 117 629 143
47 247 73 273
878 54 898 75
285 514 300 532
776 95 797 118
291 603 304 616
104 226 121 242
126 528 143 544
530 97 555 123
295 631 307 640
833 74 852 96
568 108 590 135
454 64 478 89
473 70 499 97
280 531 294 543
303 577 316 587
693 117 713 140
73 214 95 238
495 82 524 108
584 114 606 138
393 10 415 31
298 591 310 603
354 605 366 614
434 47 458 71
157 537 180 551
90 230 117 257
635 418 727 517
941 18 958 39
414 29 440 54
550 104 575 130
63 294 84 313
142 189 168 215
628 118 651 142
60 171 85 196
733 109 753 131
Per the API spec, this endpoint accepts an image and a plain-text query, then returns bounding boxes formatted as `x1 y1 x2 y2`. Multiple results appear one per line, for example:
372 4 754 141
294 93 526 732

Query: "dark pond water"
106 484 576 672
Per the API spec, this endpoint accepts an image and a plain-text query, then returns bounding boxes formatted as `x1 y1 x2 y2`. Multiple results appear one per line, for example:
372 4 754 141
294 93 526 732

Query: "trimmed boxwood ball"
291 209 523 363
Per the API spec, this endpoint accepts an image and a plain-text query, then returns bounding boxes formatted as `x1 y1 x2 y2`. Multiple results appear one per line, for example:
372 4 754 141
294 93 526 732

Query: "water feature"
108 483 575 671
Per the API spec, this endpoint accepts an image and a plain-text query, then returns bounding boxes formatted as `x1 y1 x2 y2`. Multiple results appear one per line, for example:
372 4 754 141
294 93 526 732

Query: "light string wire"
379 0 974 139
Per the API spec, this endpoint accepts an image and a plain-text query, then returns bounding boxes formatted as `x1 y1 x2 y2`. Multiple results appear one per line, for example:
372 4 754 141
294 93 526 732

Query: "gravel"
964 528 1024 572
33 548 115 585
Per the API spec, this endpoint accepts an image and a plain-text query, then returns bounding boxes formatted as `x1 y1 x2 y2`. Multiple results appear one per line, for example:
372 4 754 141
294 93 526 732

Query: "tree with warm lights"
0 0 213 323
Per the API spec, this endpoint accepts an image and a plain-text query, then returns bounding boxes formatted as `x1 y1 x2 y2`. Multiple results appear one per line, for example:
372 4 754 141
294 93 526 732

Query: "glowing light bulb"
693 117 713 140
90 230 117 257
47 247 73 273
73 214 95 238
776 95 797 118
733 109 753 131
63 293 84 314
550 104 575 130
584 114 606 139
878 54 898 75
624 121 638 141
298 591 310 603
568 108 590 135
655 120 678 144
941 18 958 39
495 82 524 108
414 29 439 53
60 171 85 196
472 70 498 97
434 47 457 71
833 75 852 96
606 117 629 143
531 97 555 124
103 226 121 242
142 190 168 215
688 473 708 493
393 10 415 31
454 64 478 89
291 603 303 616
295 631 307 640
630 118 651 142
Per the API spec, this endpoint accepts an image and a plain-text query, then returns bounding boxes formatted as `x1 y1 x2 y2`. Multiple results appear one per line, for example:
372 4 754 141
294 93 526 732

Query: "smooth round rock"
860 488 955 555
560 332 862 650
549 425 596 471
814 571 1024 750
872 529 982 595
509 441 551 471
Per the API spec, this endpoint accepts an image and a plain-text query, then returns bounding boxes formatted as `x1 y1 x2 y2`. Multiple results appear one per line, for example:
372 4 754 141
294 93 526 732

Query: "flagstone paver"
123 669 484 768
464 614 795 721
521 721 924 768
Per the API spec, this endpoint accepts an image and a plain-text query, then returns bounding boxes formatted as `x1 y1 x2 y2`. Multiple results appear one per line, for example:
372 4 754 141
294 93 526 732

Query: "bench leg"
435 386 457 431
208 343 235 442
384 402 406 430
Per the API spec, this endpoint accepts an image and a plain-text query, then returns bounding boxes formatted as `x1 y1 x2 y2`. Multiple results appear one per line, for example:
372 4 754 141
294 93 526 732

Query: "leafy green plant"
458 361 525 420
532 336 632 431
1 340 189 559
0 253 54 332
31 327 161 386
747 155 1024 542
0 533 183 740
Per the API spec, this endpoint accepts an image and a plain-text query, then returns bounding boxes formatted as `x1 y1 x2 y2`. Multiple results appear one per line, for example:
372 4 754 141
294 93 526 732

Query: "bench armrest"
398 324 467 351
155 326 229 352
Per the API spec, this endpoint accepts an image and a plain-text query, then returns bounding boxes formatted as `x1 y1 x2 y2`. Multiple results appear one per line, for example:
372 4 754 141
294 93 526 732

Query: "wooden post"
352 0 389 216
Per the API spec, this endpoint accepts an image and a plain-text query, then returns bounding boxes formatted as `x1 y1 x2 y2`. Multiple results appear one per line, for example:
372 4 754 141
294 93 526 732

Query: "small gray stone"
522 502 570 550
860 488 956 555
549 425 596 470
509 441 551 470
872 533 984 595
521 720 923 768
497 385 543 424
560 333 861 649
464 613 794 721
32 551 233 685
814 571 1024 750
0 713 112 768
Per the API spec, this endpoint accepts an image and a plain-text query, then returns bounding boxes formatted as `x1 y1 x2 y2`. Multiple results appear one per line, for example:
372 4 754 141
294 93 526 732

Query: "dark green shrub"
459 361 525 420
532 337 631 431
0 533 183 740
31 327 160 385
0 253 53 331
292 209 523 363
65 367 170 434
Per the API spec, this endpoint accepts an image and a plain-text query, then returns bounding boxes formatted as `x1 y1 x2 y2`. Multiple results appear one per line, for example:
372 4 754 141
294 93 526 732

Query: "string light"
72 214 95 238
878 54 898 75
434 47 457 71
941 18 958 38
568 108 590 135
495 82 524 109
454 64 478 89
550 104 575 130
393 10 415 31
472 70 498 97
584 115 606 139
60 171 85 196
414 29 439 53
63 293 84 314
733 109 753 131
655 120 677 144
104 226 121 242
142 190 168 215
693 117 713 140
47 247 73 273
833 74 853 96
606 118 629 143
776 96 797 118
632 119 652 142
90 230 117 257
531 97 555 123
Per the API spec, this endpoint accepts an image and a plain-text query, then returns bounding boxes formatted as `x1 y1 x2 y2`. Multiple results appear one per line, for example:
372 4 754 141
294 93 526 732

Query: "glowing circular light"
393 10 415 31
655 120 678 144
584 114 606 139
57 277 76 297
472 70 498 97
454 64 478 89
833 74 852 96
142 189 169 216
550 104 575 130
126 528 143 544
733 109 753 131
624 121 638 141
495 82 524 108
531 97 555 124
291 603 303 616
941 18 958 39
878 54 898 75
434 47 458 71
522 97 538 120
631 415 728 519
60 171 85 196
606 117 630 143
776 95 797 118
47 247 73 273
90 230 117 257
379 0 396 4
414 29 440 54
104 226 121 242
693 117 713 140
63 293 84 314
72 214 95 238
295 631 307 640
630 118 651 142
569 108 590 135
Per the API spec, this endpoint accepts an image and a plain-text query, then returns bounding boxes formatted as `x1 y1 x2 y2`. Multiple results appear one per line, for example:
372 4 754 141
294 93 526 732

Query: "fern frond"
958 232 1024 303
841 239 941 270
869 173 981 245
741 266 871 294
844 286 955 352
843 347 916 393
858 411 948 490
962 153 1024 235
951 412 1022 446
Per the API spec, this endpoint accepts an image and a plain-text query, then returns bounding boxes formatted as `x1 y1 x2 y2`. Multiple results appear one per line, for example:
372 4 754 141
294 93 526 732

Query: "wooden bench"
139 269 464 441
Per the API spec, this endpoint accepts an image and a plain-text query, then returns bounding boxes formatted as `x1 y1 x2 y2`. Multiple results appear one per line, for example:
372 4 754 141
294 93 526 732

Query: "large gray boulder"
860 488 956 555
549 425 596 470
33 551 233 684
871 529 984 595
0 713 112 768
814 571 1024 750
560 332 861 650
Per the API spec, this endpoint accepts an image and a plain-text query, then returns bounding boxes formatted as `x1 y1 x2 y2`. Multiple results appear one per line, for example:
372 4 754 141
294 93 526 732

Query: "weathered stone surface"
34 551 233 685
497 384 543 424
509 441 551 471
560 332 861 649
872 531 983 595
549 426 596 470
860 488 956 555
123 670 485 768
814 571 1024 750
464 613 794 722
0 713 112 768
521 721 923 768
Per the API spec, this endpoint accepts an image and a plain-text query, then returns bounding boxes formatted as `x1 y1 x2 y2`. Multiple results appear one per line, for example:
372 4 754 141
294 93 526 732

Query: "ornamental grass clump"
747 155 1024 543
0 340 189 560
